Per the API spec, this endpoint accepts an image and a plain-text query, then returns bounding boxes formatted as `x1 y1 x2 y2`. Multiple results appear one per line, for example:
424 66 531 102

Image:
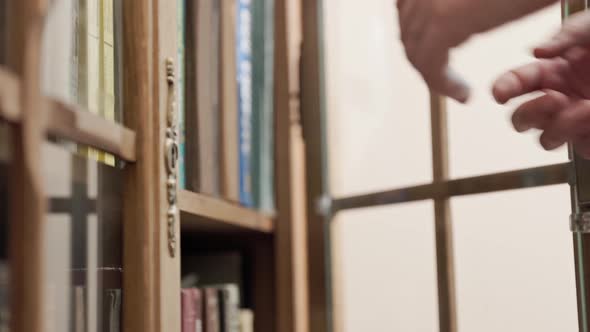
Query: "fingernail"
514 122 531 133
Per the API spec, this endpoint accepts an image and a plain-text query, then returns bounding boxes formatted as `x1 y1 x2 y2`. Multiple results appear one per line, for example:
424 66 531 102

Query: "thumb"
535 11 590 58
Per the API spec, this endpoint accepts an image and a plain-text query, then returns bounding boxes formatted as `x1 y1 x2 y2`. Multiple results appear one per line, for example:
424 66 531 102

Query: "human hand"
492 12 590 158
397 0 472 102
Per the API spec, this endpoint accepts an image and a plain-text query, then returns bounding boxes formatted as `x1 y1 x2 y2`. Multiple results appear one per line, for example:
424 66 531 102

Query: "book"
102 289 122 332
181 288 203 332
77 0 102 161
0 0 5 65
238 309 254 332
203 287 221 332
0 263 8 332
73 286 86 332
220 0 240 202
185 0 221 195
113 0 123 124
178 0 186 188
251 0 275 213
217 285 240 332
237 0 254 207
184 0 198 191
100 0 116 166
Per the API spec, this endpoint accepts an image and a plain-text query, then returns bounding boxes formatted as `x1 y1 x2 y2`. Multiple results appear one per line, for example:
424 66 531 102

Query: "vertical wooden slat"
121 1 157 331
563 2 590 332
300 0 332 331
275 0 309 331
153 0 181 330
6 1 47 332
430 93 457 332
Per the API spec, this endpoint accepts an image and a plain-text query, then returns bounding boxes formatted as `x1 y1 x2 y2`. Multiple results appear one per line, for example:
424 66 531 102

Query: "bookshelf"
0 0 316 332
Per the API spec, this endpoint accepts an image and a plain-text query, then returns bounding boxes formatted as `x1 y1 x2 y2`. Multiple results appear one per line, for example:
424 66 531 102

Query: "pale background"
323 1 578 331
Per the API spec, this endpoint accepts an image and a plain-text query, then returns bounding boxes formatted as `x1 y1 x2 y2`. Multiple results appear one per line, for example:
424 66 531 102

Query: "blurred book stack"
182 0 276 213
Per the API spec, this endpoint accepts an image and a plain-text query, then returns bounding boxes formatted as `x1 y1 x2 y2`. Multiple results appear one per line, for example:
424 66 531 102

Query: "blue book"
237 0 253 207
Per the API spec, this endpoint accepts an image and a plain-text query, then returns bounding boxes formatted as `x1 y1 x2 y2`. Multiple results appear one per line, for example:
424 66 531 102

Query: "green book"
251 0 275 213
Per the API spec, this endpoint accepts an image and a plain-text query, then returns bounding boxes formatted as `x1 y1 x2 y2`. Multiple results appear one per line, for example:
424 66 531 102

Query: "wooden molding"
0 67 137 162
46 99 137 161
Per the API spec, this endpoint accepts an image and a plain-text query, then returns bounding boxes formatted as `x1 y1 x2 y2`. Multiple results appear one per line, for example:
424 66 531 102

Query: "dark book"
0 0 7 65
182 288 203 332
217 285 240 332
0 263 8 332
185 0 221 195
102 289 121 332
203 287 221 332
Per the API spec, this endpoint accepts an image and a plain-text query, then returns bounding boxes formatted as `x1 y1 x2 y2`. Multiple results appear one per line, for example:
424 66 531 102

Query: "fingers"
574 136 590 159
492 59 569 104
511 91 569 132
539 100 590 151
535 11 590 58
439 67 471 103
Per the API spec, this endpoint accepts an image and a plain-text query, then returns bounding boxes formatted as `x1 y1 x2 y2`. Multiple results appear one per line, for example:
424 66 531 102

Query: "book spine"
237 0 254 207
0 264 9 332
102 289 121 332
220 0 240 202
238 309 254 332
101 0 116 166
181 289 197 332
73 286 86 332
178 0 186 188
204 288 221 332
260 0 275 213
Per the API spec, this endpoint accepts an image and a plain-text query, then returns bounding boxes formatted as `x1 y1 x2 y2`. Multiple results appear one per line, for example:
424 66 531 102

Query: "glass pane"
43 142 123 332
324 0 432 197
452 186 577 331
41 0 124 166
448 4 567 178
0 123 12 332
332 202 438 332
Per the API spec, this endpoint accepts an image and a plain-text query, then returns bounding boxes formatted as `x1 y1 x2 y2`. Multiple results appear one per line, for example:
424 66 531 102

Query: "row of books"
180 0 276 213
182 285 253 332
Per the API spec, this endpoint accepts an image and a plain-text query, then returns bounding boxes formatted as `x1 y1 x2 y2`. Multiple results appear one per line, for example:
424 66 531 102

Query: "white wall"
325 1 578 331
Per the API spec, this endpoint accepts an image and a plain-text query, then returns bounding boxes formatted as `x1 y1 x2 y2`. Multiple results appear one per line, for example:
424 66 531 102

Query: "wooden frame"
6 1 46 332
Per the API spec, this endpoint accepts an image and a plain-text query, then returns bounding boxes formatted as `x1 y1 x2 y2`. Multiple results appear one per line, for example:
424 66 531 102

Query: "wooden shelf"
179 190 275 234
0 66 137 162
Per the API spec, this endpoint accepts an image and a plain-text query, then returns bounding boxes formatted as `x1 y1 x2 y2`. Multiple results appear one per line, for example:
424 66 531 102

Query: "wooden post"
430 93 457 332
6 1 47 332
121 1 157 331
300 1 332 331
275 0 310 331
154 0 181 330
